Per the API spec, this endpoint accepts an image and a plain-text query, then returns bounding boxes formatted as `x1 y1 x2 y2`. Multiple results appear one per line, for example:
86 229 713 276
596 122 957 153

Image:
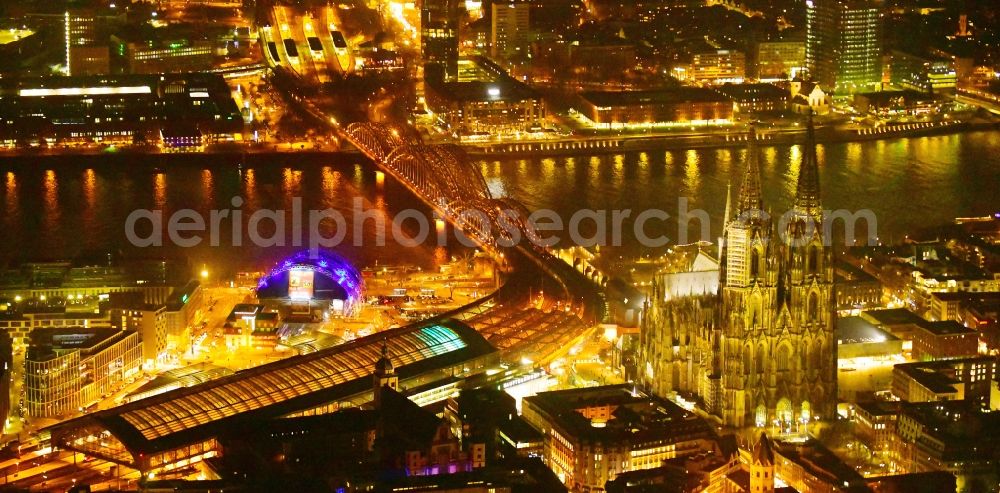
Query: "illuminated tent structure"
256 250 365 316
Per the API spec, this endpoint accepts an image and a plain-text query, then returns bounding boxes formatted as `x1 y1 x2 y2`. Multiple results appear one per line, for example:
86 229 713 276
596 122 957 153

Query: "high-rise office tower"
806 0 883 94
63 9 124 75
490 2 530 60
421 0 460 80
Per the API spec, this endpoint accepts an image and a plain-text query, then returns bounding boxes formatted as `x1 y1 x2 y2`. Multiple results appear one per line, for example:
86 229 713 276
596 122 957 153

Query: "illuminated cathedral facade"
638 122 836 429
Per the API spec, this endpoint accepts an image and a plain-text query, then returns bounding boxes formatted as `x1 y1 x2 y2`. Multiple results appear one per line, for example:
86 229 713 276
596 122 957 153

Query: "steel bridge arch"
384 145 449 205
488 197 541 249
429 144 492 202
345 122 412 161
448 201 498 249
386 145 491 207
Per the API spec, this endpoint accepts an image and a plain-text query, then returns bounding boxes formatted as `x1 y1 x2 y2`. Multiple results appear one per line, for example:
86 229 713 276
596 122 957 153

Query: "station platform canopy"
48 319 497 470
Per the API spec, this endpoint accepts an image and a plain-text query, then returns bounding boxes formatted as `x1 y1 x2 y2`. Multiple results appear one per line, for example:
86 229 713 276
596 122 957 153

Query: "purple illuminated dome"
257 250 366 316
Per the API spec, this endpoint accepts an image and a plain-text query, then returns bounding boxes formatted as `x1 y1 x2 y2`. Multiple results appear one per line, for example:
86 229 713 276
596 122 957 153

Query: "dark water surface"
1 131 998 273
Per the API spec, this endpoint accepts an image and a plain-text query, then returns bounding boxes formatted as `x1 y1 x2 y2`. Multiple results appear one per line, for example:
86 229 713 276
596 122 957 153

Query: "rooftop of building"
499 414 544 445
212 388 550 489
522 385 712 446
606 462 704 493
834 260 879 283
164 279 200 309
894 364 961 394
0 258 189 291
558 28 639 48
965 298 1000 319
228 303 264 317
757 33 805 44
47 318 498 465
28 326 122 352
426 57 538 103
865 471 957 493
380 384 444 446
889 47 953 62
110 21 226 47
752 432 774 465
862 308 925 327
106 291 151 311
452 386 517 421
895 356 995 373
714 82 788 101
280 330 346 355
898 401 1000 461
231 407 380 442
27 326 136 363
0 305 111 320
855 400 900 418
127 363 234 401
382 457 568 493
0 73 233 100
724 469 798 493
910 254 992 280
855 89 938 104
791 78 825 96
681 37 739 56
837 317 899 344
580 87 728 107
916 319 975 336
930 291 1000 302
773 438 867 491
0 29 34 45
431 79 538 103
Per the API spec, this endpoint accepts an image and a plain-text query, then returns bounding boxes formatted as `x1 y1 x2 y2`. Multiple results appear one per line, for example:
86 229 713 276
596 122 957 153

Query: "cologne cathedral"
638 122 836 428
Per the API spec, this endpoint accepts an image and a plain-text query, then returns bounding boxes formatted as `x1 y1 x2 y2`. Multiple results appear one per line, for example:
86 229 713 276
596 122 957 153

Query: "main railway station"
48 319 498 472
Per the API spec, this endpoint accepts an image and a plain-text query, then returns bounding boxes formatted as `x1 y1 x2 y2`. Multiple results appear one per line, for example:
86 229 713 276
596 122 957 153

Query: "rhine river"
0 131 998 274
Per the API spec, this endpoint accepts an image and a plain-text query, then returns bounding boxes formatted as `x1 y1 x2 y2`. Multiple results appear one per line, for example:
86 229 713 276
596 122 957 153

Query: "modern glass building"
25 327 142 418
806 0 883 94
421 0 460 80
490 1 530 60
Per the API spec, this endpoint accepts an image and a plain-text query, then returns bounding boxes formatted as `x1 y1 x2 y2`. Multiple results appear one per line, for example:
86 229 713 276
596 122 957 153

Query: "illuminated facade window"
25 327 142 418
490 2 529 60
421 0 460 79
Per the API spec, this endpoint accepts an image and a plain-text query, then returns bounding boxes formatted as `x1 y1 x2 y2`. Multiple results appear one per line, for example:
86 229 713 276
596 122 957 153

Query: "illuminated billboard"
288 268 315 300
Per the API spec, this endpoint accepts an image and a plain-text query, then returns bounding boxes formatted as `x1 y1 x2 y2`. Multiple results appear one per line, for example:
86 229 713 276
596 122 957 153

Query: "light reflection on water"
82 168 97 250
0 132 996 270
0 157 443 275
684 149 700 194
42 169 61 252
476 132 1000 256
4 171 18 233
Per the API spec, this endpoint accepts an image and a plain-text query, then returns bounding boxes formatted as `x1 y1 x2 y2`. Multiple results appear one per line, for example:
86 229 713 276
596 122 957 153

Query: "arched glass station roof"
48 320 496 469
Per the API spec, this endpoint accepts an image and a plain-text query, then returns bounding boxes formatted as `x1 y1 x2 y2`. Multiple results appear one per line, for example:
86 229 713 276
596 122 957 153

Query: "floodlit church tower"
373 339 398 410
713 120 836 428
718 128 780 427
749 432 775 493
781 117 836 425
638 122 836 430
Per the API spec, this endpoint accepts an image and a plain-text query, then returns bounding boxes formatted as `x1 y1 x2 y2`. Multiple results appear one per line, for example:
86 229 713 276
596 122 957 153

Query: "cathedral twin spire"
793 114 822 218
730 118 822 223
644 118 833 428
736 127 764 216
